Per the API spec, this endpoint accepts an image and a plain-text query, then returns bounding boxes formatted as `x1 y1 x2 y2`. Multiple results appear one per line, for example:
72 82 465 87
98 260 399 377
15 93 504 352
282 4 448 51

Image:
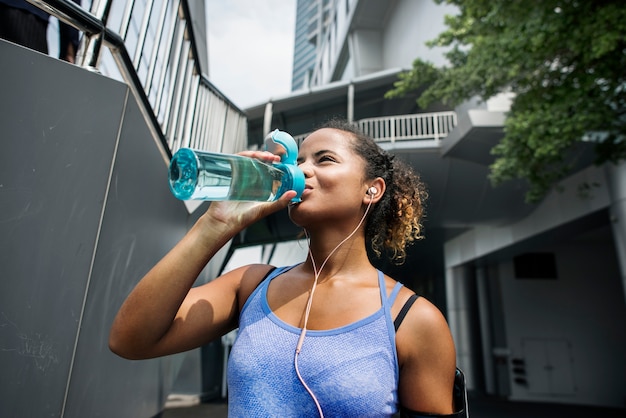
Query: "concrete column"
476 266 495 394
445 264 474 388
347 83 354 122
263 101 273 136
605 162 626 303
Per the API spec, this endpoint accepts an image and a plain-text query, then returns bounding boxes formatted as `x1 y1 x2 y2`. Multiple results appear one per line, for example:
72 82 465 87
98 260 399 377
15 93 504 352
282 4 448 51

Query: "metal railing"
293 111 457 144
358 112 457 143
27 0 247 160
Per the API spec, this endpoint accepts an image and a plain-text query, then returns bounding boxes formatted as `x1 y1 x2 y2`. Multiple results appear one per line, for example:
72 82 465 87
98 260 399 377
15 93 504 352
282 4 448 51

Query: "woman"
109 119 458 417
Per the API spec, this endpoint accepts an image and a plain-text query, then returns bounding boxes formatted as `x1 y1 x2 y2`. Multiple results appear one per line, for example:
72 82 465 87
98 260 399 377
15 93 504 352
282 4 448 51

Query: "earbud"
368 187 378 196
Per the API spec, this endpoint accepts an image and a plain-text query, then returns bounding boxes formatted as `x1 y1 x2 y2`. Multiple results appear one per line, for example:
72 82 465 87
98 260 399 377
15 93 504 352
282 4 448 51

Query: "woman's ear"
363 177 386 204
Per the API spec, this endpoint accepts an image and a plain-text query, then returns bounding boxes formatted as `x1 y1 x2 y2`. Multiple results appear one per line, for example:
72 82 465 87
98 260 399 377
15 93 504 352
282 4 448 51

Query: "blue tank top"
227 265 403 417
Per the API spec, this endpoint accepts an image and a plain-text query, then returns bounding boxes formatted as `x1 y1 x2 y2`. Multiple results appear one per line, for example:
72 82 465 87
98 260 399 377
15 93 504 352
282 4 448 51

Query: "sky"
205 0 297 110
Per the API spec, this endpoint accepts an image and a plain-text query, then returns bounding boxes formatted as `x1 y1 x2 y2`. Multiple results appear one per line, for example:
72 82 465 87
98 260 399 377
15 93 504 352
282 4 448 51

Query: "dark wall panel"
63 81 189 418
0 40 194 417
0 40 126 417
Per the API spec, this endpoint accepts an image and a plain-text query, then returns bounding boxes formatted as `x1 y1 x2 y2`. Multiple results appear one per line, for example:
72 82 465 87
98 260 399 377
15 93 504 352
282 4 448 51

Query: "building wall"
292 0 319 90
324 0 458 81
352 29 383 75
445 162 626 408
498 230 626 407
445 164 614 268
381 0 456 69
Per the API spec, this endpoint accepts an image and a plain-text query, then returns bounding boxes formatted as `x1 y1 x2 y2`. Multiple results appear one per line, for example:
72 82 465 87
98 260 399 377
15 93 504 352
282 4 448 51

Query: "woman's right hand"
202 149 298 233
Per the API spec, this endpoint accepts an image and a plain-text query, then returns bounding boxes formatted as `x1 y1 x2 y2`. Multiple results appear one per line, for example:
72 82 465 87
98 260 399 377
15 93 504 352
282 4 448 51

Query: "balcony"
293 112 458 146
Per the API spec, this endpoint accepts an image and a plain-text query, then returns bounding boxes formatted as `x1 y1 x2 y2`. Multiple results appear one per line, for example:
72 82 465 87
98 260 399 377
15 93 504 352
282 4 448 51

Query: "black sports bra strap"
394 293 419 331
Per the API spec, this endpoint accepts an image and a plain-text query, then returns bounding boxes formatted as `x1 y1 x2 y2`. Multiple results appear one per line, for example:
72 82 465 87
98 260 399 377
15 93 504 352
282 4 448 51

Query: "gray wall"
0 40 204 417
499 225 626 407
444 160 626 408
382 0 457 69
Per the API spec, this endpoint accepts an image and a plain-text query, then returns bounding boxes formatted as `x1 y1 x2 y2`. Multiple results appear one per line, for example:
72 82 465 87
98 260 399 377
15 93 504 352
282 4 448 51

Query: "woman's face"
288 128 369 225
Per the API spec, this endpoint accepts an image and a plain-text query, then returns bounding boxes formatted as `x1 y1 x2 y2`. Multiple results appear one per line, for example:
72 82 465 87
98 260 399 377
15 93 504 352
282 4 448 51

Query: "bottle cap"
265 129 298 164
265 129 304 202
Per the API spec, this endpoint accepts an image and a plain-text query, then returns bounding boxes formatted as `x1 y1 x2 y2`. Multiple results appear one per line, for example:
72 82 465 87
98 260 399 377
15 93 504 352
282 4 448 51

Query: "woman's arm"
396 296 457 415
109 151 296 360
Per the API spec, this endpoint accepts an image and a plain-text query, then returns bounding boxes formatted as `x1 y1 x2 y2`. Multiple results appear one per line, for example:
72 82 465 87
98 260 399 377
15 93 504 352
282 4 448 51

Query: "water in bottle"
168 130 304 202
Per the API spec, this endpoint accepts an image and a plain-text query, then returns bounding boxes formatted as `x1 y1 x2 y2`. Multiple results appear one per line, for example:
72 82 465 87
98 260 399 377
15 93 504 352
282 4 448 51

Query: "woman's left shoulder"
393 288 457 413
392 288 455 361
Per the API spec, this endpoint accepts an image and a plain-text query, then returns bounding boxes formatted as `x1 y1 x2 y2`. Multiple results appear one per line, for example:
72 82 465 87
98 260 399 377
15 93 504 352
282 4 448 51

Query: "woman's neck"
303 232 370 282
301 201 374 281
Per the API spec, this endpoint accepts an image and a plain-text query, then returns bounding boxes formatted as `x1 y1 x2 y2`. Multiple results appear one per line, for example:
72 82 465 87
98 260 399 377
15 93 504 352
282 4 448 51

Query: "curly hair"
317 119 428 264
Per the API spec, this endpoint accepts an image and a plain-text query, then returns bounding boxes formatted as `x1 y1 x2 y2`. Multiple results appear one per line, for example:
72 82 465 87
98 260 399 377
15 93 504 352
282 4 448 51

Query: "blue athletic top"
227 265 403 417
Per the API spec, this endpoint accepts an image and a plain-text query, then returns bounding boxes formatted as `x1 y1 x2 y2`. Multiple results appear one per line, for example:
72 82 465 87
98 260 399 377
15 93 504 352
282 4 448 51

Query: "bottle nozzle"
264 129 304 203
264 129 298 165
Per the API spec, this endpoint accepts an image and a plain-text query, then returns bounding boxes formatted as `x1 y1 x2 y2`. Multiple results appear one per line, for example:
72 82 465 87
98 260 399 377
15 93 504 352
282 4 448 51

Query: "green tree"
386 0 626 202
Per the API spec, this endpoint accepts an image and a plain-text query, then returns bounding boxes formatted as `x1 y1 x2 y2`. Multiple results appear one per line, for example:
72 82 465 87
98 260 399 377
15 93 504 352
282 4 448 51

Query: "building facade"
291 0 322 91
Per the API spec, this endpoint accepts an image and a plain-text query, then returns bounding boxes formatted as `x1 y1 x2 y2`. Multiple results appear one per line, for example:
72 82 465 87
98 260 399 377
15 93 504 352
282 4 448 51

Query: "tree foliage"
385 0 626 202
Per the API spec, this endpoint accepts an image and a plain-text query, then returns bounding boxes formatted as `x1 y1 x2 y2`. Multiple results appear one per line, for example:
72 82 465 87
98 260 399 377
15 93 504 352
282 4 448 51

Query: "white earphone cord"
294 194 375 418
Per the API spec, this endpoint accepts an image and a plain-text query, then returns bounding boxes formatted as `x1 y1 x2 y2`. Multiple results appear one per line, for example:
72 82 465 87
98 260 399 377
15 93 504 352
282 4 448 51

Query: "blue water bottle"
168 129 305 203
